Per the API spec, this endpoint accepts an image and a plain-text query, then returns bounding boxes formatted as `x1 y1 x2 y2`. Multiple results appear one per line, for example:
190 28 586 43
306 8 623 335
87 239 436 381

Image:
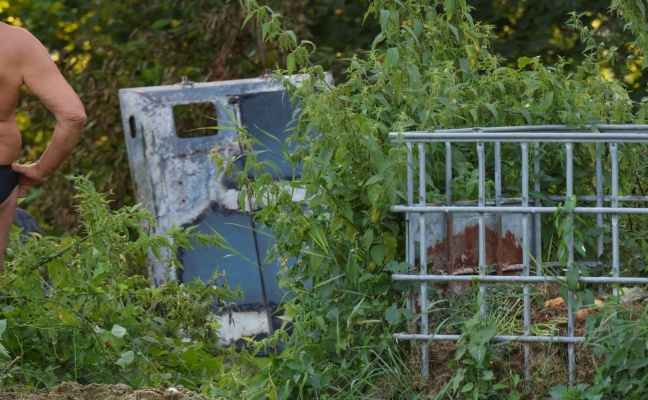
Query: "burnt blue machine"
118 75 331 345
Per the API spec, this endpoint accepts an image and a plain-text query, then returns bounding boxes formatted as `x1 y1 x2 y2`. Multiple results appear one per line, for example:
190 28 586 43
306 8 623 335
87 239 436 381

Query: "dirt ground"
0 382 207 400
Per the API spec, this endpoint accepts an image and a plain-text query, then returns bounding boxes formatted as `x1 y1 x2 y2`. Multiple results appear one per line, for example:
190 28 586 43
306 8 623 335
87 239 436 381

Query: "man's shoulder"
0 22 26 35
0 23 39 49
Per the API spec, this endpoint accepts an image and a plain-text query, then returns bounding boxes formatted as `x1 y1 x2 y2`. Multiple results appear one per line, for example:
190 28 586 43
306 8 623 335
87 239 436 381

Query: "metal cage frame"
389 125 648 381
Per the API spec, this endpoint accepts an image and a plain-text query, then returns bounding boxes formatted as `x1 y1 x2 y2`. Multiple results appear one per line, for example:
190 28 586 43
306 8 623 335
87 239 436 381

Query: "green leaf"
386 47 399 66
484 103 499 122
380 9 390 30
286 30 297 45
307 374 322 389
518 107 533 125
523 83 541 96
543 91 555 109
287 53 296 75
468 343 486 364
459 58 471 74
309 194 323 209
566 268 580 291
461 382 474 392
151 18 172 29
518 56 533 69
0 343 9 359
93 262 109 279
261 21 270 41
402 25 419 44
363 229 374 250
111 324 127 339
452 368 466 392
438 96 452 108
447 23 459 41
370 245 385 265
444 0 455 20
385 303 402 325
0 320 6 336
384 261 412 273
116 350 135 368
371 32 385 50
364 174 383 186
407 65 421 89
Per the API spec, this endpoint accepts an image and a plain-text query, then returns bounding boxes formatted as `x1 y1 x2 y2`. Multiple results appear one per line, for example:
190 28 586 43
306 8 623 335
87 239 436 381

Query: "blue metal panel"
177 91 298 310
178 207 266 308
239 91 299 180
252 223 290 306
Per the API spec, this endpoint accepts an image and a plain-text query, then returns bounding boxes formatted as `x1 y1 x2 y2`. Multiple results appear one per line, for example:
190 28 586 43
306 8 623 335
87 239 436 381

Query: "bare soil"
0 382 207 400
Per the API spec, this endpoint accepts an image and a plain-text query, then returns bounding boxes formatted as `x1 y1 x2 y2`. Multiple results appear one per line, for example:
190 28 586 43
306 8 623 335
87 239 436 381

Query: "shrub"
1 176 239 391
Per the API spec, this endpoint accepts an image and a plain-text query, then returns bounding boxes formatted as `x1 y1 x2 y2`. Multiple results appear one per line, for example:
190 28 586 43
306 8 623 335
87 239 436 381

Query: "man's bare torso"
0 22 26 164
0 22 85 267
0 22 85 166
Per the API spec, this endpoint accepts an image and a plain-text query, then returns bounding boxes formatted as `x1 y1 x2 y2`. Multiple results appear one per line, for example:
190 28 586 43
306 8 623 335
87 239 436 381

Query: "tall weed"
1 176 239 391
215 0 648 397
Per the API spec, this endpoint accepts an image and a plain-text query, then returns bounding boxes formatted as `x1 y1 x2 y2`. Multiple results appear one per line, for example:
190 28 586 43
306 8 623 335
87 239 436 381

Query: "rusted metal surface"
411 211 531 294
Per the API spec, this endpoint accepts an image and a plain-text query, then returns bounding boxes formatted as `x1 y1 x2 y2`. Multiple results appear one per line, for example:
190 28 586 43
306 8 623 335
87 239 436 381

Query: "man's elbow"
70 110 87 126
64 109 87 128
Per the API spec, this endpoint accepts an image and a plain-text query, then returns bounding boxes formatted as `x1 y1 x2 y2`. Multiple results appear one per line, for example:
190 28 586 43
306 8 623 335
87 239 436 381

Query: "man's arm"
11 27 86 190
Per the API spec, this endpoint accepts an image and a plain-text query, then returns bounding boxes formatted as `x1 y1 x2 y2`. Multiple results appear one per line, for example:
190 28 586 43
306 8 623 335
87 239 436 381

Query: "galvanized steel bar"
478 142 487 321
417 195 648 204
496 142 503 277
611 143 620 297
435 124 648 132
560 195 648 202
446 142 452 205
495 143 502 207
389 130 648 143
534 142 542 276
390 205 648 214
393 333 586 344
596 143 604 296
391 274 648 284
446 142 455 300
407 142 414 231
521 142 531 381
417 142 429 378
565 142 575 382
406 142 414 313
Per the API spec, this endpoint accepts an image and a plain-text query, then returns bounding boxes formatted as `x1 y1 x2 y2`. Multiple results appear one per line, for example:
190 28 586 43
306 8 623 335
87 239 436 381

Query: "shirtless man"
0 22 86 267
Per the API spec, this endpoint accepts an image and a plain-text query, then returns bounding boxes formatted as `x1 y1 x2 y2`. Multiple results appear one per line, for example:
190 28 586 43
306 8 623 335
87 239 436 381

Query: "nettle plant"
210 0 648 398
1 176 241 391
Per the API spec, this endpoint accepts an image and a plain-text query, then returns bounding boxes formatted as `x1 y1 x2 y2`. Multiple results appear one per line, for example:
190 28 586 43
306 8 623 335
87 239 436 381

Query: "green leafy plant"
549 298 648 399
435 294 523 400
207 0 648 397
1 176 239 391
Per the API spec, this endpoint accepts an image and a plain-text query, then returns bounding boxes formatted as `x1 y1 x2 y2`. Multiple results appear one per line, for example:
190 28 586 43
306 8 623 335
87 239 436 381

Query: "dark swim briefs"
0 165 20 205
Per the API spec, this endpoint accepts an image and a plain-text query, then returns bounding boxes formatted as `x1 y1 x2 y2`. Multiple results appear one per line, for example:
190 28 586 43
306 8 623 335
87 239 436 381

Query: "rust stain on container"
414 212 531 295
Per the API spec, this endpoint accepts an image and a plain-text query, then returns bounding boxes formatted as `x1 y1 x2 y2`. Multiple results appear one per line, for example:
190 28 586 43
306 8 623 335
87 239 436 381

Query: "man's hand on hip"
11 163 51 196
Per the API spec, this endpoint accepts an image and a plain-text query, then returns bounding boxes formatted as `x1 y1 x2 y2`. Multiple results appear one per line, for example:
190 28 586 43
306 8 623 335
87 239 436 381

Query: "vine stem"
1 356 20 376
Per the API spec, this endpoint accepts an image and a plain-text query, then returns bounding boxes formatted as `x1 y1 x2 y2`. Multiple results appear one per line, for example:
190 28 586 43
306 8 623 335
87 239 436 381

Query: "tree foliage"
2 0 648 397
2 0 308 231
2 0 647 231
2 176 239 390
207 0 648 397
